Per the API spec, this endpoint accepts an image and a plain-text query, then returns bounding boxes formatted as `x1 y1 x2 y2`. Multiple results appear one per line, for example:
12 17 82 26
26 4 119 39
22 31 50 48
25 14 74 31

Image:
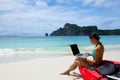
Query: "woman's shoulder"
95 43 104 51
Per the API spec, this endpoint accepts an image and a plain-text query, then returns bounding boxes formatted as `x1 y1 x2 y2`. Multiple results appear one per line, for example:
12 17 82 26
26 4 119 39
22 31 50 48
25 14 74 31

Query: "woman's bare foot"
60 71 70 75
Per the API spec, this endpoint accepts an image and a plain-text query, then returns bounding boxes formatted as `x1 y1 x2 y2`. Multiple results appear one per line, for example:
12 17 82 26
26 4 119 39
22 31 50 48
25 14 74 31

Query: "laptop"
70 44 88 58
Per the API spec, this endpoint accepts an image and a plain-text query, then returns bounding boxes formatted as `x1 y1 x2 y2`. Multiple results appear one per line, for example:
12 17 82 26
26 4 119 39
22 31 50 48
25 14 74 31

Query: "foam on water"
0 36 120 62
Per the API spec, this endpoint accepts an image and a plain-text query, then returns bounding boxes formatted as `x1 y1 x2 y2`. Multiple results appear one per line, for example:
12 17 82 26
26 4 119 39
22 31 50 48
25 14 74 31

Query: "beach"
0 36 120 80
0 49 119 80
0 0 120 79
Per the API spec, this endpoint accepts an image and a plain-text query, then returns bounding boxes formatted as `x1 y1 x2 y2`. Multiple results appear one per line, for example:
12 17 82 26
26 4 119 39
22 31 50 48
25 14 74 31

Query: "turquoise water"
0 36 120 63
0 36 120 51
0 36 89 48
0 36 89 52
0 36 120 50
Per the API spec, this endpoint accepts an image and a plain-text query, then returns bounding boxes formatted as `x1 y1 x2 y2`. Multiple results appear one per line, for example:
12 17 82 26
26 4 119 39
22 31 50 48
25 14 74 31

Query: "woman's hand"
84 52 91 56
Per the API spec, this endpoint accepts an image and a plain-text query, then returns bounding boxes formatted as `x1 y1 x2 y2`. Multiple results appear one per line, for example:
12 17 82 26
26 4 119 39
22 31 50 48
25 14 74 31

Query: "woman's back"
94 43 104 67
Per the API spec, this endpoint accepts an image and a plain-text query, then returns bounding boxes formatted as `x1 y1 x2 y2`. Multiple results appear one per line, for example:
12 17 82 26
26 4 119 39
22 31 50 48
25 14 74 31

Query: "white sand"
0 49 119 80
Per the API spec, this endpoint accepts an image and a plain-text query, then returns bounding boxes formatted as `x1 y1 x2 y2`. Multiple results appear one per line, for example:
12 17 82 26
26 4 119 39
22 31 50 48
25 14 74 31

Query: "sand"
0 49 119 80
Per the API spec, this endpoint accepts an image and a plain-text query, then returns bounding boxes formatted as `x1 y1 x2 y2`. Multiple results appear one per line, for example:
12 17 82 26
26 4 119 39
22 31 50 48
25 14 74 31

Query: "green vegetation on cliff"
50 23 120 36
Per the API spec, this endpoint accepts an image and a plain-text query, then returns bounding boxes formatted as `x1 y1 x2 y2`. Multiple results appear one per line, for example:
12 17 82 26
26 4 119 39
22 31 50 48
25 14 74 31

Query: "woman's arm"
84 52 91 56
86 45 101 65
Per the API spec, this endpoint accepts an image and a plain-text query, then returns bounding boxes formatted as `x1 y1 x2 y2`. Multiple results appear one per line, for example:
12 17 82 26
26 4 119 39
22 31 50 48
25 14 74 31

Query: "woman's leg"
60 57 90 75
60 57 78 75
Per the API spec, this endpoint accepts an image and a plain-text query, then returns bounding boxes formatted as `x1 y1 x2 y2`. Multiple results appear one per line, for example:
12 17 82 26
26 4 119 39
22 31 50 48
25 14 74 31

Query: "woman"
61 32 104 75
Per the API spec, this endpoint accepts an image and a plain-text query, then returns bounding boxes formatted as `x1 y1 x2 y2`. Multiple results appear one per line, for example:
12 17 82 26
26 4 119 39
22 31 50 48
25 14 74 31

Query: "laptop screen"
70 44 80 55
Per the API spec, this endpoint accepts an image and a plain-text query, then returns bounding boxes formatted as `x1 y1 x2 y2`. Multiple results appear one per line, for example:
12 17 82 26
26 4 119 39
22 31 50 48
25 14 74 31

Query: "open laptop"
70 44 88 58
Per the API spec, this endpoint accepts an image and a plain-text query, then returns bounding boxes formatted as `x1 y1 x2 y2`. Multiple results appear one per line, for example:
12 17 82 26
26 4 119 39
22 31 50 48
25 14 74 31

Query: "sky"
0 0 120 36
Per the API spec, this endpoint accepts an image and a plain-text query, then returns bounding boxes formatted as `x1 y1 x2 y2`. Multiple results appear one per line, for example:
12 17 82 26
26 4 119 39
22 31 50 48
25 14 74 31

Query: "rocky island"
50 23 120 36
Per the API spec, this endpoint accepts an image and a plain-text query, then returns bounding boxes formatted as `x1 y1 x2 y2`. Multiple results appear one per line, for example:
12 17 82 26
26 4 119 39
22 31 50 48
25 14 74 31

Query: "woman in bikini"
61 32 104 75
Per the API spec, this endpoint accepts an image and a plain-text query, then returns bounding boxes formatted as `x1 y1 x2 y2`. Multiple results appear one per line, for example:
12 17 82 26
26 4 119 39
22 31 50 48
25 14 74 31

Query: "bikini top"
91 50 95 57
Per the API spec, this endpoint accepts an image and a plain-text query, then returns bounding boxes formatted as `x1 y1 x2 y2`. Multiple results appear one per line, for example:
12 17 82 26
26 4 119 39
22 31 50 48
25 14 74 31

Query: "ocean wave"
0 48 70 56
0 44 119 56
104 45 120 50
79 44 120 52
0 48 45 56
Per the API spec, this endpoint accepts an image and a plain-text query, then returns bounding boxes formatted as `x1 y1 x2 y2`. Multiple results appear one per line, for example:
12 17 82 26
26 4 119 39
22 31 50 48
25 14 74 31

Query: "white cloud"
0 0 25 10
82 0 120 8
0 0 120 35
100 17 120 29
35 0 48 7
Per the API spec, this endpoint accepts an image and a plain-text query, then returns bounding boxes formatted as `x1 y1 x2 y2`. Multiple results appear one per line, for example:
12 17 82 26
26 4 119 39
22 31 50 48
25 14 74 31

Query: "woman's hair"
89 32 100 40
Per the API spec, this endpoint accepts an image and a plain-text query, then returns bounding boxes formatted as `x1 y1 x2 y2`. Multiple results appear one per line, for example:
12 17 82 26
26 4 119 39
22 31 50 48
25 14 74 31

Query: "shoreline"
0 49 119 80
0 44 120 55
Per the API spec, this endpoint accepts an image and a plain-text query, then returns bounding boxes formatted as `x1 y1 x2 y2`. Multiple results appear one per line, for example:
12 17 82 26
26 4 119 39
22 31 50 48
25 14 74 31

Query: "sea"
0 36 120 63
